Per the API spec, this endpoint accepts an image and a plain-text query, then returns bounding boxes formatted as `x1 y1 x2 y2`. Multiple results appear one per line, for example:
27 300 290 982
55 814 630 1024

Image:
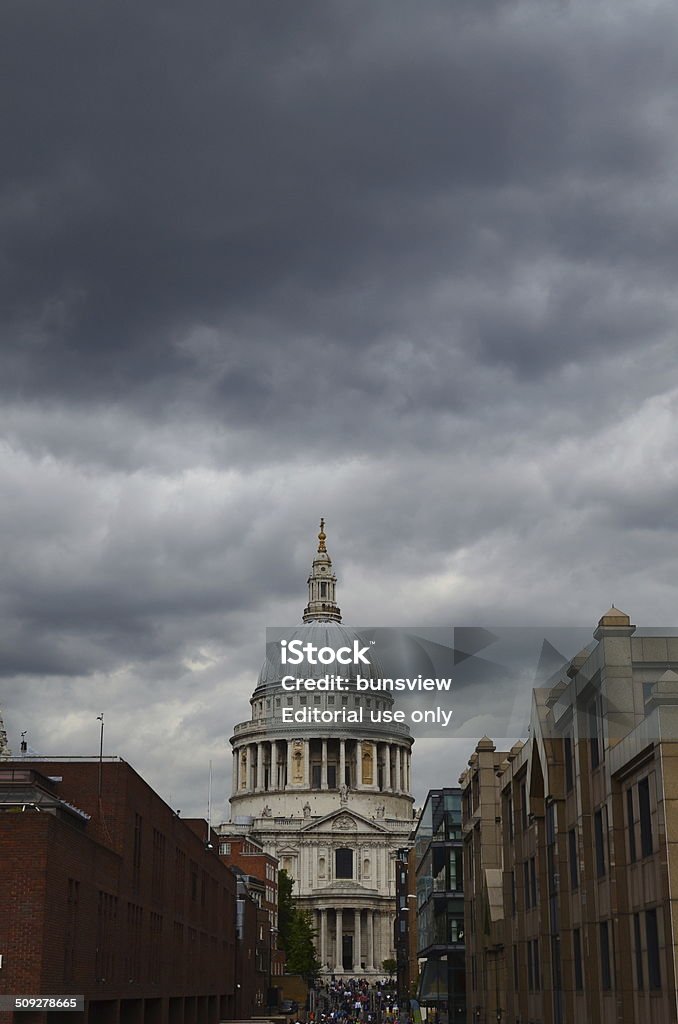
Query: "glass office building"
413 788 466 1024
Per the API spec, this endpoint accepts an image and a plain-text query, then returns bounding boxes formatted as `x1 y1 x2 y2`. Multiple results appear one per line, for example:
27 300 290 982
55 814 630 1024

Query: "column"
304 740 310 788
286 740 293 790
335 908 343 972
406 751 411 793
367 908 374 971
381 911 390 963
395 746 402 793
384 744 391 791
339 739 346 788
240 747 247 790
269 740 277 790
353 909 362 972
382 911 392 961
356 739 363 788
372 910 379 970
232 750 238 795
257 742 264 790
321 739 328 789
372 742 378 787
320 908 327 969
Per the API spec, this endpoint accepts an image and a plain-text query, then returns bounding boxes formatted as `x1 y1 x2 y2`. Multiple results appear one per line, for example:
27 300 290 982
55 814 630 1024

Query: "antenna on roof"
206 760 214 850
96 713 104 800
20 731 27 754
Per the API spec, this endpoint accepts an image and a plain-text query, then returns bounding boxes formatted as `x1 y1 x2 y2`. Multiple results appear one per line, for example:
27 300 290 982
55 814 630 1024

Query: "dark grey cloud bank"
2 0 678 815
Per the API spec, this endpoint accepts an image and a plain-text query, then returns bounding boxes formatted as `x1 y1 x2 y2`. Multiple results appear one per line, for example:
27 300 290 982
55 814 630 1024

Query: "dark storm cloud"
3 0 678 413
3 0 678 811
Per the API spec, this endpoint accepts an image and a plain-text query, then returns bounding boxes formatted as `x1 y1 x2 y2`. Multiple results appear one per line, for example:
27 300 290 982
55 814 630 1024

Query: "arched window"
335 848 353 879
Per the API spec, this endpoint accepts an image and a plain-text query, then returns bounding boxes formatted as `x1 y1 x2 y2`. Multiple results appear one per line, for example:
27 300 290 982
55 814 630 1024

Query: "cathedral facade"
221 523 415 976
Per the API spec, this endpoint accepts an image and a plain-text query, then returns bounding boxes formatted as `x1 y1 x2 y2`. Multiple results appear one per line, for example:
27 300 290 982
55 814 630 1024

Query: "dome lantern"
302 518 342 624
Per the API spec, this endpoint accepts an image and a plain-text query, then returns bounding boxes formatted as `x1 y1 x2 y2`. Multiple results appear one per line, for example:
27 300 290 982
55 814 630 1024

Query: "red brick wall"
0 760 243 1022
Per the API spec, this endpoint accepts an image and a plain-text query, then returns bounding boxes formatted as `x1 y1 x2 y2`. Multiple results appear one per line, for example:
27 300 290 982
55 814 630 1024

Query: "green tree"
382 957 397 980
278 870 320 981
278 869 296 952
285 908 320 981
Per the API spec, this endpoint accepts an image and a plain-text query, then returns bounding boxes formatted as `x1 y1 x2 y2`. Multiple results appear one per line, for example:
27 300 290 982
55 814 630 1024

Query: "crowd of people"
306 977 403 1024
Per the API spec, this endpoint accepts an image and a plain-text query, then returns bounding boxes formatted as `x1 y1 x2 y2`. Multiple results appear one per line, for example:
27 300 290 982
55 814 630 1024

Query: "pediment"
300 807 389 834
312 880 380 897
332 812 359 831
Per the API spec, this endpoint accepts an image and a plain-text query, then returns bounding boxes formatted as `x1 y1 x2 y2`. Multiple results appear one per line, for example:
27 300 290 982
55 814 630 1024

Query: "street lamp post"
268 925 278 1010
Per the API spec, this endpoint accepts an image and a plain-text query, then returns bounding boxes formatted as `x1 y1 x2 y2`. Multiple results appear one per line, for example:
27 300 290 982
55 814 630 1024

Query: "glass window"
633 913 643 991
573 929 583 991
594 809 606 877
627 787 637 863
524 861 531 909
564 735 574 792
530 856 537 907
335 848 353 879
589 693 604 768
600 921 612 990
646 908 661 990
568 829 578 890
639 777 653 858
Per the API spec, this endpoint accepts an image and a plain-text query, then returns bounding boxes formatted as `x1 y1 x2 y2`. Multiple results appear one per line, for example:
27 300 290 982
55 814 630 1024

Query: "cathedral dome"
255 623 382 694
228 520 415 968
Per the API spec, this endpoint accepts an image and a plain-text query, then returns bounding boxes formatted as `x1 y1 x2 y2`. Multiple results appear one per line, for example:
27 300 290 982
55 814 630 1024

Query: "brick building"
461 608 678 1024
217 835 279 934
218 833 285 996
0 758 242 1024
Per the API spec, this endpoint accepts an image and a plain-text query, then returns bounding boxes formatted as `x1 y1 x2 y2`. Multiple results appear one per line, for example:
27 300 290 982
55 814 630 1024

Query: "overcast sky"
2 0 678 819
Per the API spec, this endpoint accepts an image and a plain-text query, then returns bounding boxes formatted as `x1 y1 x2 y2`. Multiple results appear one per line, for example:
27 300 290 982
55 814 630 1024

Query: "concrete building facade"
460 608 678 1024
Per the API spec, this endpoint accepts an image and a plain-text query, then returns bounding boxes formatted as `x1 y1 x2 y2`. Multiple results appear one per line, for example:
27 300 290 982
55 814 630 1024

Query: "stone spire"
0 705 11 758
302 518 342 623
